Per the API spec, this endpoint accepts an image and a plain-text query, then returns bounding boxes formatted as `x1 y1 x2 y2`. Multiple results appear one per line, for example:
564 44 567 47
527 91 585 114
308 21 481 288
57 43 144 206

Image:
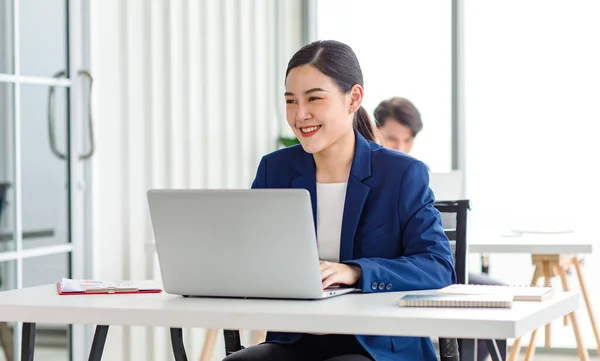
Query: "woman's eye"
285 99 296 104
308 96 320 102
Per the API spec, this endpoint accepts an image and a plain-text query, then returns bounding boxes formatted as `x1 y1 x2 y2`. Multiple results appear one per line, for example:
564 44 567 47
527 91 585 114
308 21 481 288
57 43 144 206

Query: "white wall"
90 0 304 360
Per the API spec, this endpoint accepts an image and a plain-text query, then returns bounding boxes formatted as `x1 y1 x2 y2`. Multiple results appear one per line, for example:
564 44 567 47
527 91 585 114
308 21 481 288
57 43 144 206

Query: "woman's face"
284 65 355 154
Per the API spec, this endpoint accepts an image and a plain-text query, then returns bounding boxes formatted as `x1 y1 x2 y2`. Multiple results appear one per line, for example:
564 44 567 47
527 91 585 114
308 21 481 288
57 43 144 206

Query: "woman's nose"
295 104 310 122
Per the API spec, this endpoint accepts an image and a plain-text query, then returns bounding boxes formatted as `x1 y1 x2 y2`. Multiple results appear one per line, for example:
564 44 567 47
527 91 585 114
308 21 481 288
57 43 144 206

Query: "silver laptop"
147 189 359 299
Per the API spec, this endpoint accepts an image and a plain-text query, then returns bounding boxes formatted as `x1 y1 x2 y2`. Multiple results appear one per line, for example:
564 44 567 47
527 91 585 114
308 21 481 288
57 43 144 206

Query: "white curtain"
90 0 305 359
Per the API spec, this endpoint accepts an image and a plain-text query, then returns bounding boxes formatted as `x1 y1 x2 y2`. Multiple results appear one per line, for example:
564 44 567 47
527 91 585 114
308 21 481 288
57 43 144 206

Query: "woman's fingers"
322 273 338 289
320 265 335 281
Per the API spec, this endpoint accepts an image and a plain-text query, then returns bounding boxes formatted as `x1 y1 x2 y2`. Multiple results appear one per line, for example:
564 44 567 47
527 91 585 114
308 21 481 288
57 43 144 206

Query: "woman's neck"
314 130 355 183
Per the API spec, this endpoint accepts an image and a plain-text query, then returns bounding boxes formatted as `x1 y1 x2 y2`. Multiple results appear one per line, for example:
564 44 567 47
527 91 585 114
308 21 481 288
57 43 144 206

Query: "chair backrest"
434 200 470 285
434 200 470 361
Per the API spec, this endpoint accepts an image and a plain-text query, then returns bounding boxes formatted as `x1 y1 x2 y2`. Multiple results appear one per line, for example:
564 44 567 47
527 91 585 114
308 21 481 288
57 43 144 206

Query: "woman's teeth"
301 126 320 133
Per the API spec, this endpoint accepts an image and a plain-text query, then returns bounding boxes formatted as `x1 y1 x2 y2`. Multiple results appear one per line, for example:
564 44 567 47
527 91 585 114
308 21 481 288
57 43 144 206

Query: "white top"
0 284 579 339
316 182 347 262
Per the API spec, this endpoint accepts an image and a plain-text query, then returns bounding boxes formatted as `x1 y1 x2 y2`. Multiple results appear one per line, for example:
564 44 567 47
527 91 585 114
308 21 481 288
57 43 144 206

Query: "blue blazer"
251 130 456 361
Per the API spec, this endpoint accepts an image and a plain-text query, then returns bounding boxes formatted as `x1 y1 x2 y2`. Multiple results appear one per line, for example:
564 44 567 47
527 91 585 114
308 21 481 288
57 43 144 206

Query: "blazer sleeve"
251 156 267 189
345 161 457 293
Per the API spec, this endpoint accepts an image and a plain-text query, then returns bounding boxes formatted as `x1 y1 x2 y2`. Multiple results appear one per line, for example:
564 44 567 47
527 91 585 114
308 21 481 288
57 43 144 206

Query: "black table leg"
21 322 36 361
224 330 244 356
485 339 507 361
88 325 109 361
170 328 188 361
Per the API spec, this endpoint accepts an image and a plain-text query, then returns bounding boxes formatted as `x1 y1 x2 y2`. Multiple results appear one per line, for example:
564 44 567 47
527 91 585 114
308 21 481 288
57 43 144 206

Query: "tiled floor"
481 350 600 361
0 347 68 361
513 352 598 361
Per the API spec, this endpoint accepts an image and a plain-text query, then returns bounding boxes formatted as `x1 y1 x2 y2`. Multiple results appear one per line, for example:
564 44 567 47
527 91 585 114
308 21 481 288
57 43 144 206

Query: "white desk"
468 230 597 361
0 284 580 361
469 231 594 255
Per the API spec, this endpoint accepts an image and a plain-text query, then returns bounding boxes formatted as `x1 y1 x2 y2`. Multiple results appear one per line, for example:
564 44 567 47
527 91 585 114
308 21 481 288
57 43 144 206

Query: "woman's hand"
320 261 362 289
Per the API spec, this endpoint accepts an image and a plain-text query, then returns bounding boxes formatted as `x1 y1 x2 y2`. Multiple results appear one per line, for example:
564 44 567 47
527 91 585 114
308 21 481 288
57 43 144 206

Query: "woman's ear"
348 84 364 113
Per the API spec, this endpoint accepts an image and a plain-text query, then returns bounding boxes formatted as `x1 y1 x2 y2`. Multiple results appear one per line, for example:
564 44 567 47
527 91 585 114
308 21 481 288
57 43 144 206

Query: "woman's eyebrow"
284 88 329 96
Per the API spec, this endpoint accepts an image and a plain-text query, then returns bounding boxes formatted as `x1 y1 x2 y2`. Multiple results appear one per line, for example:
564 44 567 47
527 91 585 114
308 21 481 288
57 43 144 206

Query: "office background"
1 0 599 360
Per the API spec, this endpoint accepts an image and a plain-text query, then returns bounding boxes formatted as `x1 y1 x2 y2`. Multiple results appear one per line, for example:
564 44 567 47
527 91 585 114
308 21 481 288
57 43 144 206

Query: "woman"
224 40 455 361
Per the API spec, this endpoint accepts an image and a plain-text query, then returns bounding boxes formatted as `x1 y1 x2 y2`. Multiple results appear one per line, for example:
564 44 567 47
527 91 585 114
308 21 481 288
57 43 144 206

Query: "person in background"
373 97 422 154
374 96 504 361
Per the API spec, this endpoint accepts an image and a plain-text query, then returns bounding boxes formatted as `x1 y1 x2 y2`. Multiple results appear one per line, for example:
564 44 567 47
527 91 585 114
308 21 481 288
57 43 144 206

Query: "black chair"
221 200 470 361
435 200 469 289
435 200 470 361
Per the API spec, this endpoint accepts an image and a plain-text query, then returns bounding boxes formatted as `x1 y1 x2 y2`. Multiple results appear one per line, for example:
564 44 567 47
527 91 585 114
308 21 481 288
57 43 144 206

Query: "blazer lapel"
339 131 372 261
290 152 318 231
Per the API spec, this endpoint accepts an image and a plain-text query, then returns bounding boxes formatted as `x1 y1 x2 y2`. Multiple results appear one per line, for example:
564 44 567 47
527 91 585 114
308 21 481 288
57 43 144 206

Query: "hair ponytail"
354 106 383 144
353 106 377 142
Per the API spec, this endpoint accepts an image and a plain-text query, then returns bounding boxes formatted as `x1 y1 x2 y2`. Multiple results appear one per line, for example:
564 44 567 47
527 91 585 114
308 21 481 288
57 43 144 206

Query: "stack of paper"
437 284 555 301
57 278 162 295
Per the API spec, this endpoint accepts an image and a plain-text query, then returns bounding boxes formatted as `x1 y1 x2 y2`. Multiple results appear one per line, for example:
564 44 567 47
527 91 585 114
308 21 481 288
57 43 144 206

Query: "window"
465 1 600 348
316 0 452 171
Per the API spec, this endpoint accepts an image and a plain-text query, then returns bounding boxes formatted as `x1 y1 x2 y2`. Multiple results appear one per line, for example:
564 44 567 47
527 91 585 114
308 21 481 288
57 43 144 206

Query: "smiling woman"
223 40 455 361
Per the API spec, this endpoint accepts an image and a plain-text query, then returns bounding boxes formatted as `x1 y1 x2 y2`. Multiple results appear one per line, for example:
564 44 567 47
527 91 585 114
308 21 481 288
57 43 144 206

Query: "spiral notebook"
398 293 514 308
437 284 555 301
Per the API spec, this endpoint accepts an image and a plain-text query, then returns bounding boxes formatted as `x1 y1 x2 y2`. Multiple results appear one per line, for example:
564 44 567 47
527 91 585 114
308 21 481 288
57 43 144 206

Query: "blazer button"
371 282 378 291
378 283 385 290
386 283 392 291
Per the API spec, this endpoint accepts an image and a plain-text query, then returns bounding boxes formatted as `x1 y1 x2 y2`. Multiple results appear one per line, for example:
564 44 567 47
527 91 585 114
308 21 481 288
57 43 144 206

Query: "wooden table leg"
524 328 538 361
525 259 554 361
572 257 600 357
252 330 267 345
508 337 522 361
554 264 570 327
509 264 541 361
199 329 218 361
543 260 552 348
557 265 590 361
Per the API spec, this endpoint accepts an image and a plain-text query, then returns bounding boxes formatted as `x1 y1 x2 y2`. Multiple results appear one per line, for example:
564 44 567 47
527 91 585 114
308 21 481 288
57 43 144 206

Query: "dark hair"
285 40 379 142
374 97 423 137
